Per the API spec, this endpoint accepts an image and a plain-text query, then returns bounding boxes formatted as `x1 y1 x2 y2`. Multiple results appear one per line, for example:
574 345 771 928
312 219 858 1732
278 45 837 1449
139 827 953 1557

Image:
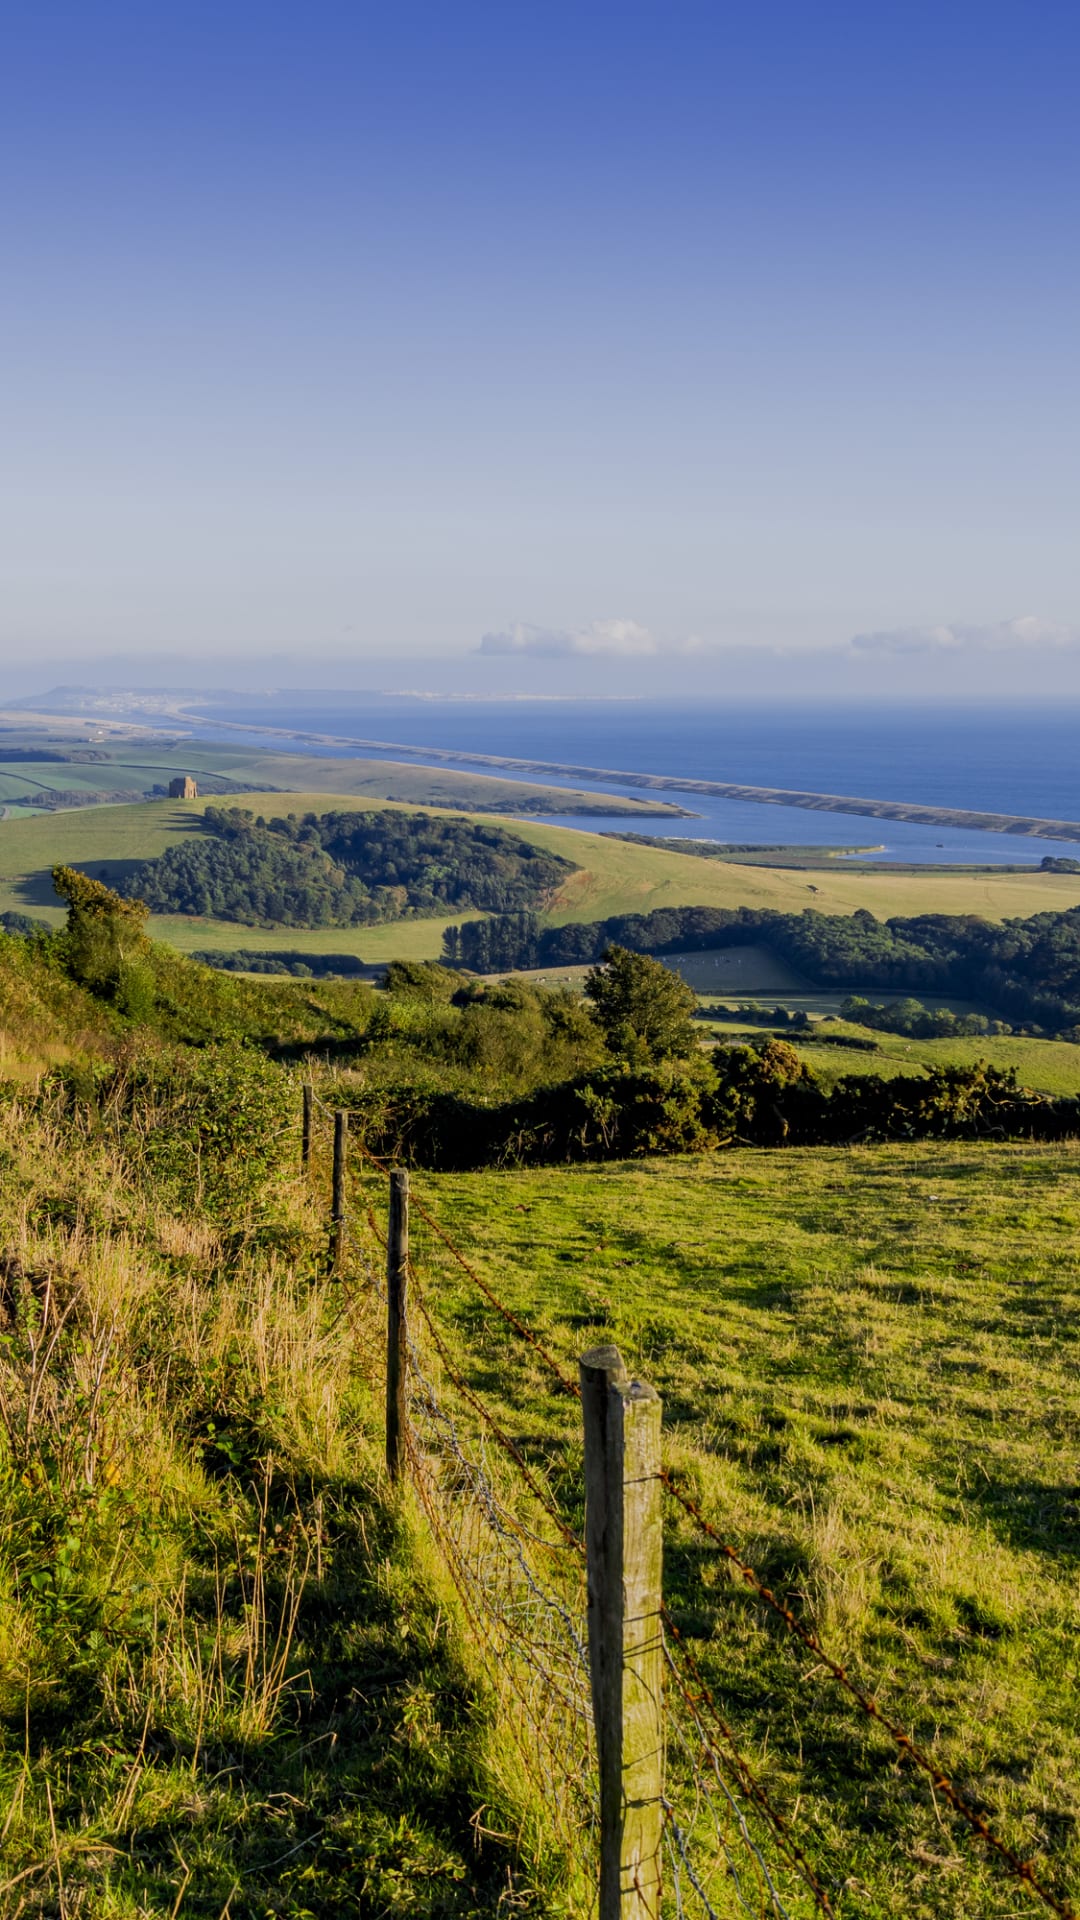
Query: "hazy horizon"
2 3 1078 703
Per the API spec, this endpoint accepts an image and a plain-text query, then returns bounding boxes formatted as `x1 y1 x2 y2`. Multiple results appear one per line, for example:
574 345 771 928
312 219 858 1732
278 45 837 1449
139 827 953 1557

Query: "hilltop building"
168 775 198 799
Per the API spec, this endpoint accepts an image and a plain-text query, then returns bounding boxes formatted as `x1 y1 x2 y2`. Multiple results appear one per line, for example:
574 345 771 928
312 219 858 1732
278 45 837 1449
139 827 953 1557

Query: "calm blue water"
188 699 1080 867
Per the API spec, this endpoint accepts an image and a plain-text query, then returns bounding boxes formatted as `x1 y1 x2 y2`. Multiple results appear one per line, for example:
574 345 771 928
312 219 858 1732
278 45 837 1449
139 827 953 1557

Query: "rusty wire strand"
316 1104 1072 1918
353 1137 581 1396
406 1265 585 1553
662 1609 835 1918
660 1469 1075 1920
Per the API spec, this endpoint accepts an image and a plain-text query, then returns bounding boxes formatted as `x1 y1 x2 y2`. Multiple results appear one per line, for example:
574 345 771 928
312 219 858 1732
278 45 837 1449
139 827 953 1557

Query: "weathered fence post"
301 1083 313 1169
386 1169 409 1482
580 1345 664 1920
331 1109 348 1269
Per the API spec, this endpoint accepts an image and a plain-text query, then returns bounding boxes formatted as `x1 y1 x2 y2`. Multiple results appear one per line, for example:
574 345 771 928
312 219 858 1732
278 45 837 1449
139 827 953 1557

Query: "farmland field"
387 1141 1080 1918
710 1022 1080 1096
0 722 677 817
3 791 1080 955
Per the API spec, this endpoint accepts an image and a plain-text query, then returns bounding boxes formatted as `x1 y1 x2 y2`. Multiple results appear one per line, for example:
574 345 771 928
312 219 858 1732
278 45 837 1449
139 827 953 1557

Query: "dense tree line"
118 807 575 928
443 902 1080 1034
335 950 1080 1166
191 949 370 977
840 995 1006 1039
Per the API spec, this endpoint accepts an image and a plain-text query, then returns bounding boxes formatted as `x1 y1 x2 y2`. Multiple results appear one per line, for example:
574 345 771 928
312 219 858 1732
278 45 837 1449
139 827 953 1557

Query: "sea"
186 699 1080 868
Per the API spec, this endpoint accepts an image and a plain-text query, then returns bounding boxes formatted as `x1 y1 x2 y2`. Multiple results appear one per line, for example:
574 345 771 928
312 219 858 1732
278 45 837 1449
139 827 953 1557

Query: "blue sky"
2 1 1079 695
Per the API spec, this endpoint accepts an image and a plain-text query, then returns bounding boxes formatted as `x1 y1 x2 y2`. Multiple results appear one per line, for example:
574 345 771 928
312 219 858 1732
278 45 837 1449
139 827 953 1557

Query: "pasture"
727 1021 1080 1096
2 791 1080 957
0 724 671 817
397 1140 1080 1917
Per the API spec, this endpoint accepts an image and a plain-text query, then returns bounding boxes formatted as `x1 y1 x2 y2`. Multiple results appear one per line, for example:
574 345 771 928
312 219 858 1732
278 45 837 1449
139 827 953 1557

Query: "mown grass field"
386 1141 1080 1919
3 791 1080 956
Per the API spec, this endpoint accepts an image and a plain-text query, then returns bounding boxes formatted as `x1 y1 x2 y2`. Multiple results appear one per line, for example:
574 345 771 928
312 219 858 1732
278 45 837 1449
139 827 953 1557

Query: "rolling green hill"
3 897 1080 1915
3 791 1080 964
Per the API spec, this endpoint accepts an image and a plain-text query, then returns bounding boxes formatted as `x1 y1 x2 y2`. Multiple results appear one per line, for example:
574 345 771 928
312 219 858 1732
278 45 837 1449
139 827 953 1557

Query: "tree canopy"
117 807 576 928
584 945 699 1064
52 865 151 1005
444 901 1080 1035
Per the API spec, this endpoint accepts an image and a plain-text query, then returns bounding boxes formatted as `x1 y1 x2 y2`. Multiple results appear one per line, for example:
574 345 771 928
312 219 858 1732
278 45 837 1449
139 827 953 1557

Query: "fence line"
339 1186 600 1895
306 1094 1076 1920
345 1140 819 1915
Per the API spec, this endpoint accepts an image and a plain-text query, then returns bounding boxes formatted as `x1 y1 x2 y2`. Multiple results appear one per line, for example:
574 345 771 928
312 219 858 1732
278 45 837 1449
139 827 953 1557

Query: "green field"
389 1141 1080 1918
4 891 1080 1916
705 1020 1080 1095
3 790 1080 959
0 721 678 817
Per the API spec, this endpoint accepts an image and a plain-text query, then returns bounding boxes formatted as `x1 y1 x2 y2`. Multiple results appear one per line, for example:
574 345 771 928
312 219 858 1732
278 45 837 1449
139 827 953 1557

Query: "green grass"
393 1143 1080 1918
5 910 1080 1915
0 1078 562 1918
689 1000 1080 1096
4 792 1080 962
0 728 675 817
777 1025 1080 1095
151 911 474 964
525 819 1080 926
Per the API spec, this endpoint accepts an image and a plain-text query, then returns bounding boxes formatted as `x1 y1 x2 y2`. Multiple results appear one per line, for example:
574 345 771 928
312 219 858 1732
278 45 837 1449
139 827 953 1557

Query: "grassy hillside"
4 914 1080 1914
396 1142 1080 1918
0 1069 558 1917
528 820 1080 924
3 792 1080 962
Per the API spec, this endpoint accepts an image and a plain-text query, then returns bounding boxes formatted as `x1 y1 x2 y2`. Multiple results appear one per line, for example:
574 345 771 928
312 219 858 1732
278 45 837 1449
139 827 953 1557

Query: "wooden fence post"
331 1109 348 1269
386 1169 409 1482
301 1083 313 1169
580 1345 664 1920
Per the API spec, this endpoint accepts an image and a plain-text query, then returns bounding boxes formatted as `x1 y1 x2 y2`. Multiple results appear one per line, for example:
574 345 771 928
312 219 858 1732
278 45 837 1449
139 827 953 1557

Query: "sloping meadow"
397 1144 1080 1917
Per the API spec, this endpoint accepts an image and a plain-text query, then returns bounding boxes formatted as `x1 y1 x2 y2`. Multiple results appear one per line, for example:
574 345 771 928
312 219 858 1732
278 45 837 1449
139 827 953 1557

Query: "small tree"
584 945 698 1065
52 865 151 1005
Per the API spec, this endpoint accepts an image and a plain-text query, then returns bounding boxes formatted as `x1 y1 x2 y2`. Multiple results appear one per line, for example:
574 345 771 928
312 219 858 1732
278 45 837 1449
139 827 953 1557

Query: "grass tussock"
0 1088 560 1918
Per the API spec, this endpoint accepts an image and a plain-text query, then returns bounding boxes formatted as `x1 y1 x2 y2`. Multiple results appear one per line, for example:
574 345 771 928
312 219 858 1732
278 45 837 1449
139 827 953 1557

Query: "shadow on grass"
11 1466 545 1919
961 1475 1080 1562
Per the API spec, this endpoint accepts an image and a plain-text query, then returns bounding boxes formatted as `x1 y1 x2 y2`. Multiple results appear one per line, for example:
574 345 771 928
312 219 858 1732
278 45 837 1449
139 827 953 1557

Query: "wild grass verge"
0 1085 563 1917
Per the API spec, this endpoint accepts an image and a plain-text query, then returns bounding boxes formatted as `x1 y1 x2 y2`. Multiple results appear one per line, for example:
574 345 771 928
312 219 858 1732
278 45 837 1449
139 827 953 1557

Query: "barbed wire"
350 1132 583 1397
330 1166 598 1878
662 1612 835 1919
306 1094 1076 1920
398 1292 599 1873
394 1205 831 1916
344 1173 806 1916
660 1470 1075 1920
407 1273 584 1554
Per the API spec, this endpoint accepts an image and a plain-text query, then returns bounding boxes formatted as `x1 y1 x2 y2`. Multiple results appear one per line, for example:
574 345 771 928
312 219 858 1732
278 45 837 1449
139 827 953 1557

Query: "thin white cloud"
477 618 716 659
850 615 1080 656
478 618 659 658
